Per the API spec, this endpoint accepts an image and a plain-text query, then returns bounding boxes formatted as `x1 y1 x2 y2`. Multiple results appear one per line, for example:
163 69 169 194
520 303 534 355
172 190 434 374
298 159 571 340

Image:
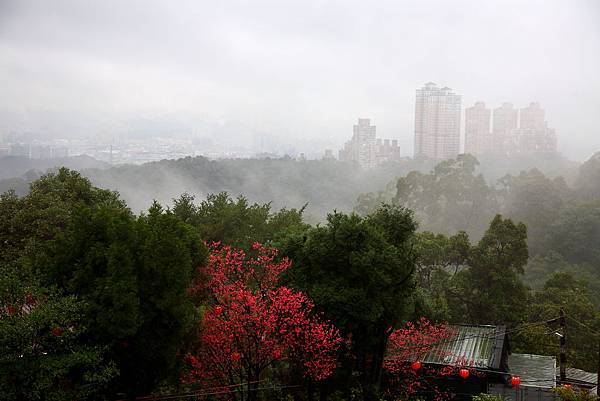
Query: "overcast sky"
1 0 599 159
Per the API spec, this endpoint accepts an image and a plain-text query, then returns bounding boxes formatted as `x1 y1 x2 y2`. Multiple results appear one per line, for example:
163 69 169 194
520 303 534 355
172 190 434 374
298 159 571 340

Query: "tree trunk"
246 372 260 401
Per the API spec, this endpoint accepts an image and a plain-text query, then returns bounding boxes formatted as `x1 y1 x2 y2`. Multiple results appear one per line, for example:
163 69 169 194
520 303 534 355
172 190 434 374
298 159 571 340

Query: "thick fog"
1 0 599 159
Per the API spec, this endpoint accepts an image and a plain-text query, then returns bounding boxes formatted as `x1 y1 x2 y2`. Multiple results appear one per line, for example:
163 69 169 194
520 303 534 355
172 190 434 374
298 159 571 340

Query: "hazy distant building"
505 102 557 154
506 127 557 154
10 143 30 158
492 103 519 154
376 138 401 165
465 102 491 156
519 102 546 130
52 146 69 158
339 118 400 168
414 82 461 160
465 100 557 157
30 144 52 159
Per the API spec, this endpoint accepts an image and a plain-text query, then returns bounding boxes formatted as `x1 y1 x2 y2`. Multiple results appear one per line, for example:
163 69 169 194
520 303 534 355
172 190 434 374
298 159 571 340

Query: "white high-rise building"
465 102 491 156
339 119 400 168
414 82 461 160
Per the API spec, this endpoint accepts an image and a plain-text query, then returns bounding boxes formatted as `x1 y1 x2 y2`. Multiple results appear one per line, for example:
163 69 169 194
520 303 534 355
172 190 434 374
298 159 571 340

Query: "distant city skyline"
1 0 598 160
465 101 557 157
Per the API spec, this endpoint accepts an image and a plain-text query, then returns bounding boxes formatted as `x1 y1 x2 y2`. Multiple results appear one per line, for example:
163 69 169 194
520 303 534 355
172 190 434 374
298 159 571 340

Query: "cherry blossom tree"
185 242 342 401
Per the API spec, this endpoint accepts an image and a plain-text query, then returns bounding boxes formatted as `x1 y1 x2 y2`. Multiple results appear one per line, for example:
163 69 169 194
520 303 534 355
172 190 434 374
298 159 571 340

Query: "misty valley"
1 151 599 400
2 1 599 400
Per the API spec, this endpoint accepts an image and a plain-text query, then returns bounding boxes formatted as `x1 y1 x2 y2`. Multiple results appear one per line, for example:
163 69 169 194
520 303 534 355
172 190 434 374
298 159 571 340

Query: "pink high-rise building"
505 102 557 154
492 103 518 154
465 102 491 156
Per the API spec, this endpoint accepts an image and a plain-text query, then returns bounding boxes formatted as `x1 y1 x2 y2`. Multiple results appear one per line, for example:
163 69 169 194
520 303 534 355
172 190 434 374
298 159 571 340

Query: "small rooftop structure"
412 324 508 370
562 367 598 390
509 353 556 389
489 354 557 401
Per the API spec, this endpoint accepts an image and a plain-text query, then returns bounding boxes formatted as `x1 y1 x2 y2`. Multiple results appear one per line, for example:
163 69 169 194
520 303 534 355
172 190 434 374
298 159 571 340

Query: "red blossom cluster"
184 242 343 388
1 292 39 319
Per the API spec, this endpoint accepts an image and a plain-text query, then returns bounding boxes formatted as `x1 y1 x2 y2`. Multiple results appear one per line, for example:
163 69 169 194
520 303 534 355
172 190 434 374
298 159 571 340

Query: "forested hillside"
0 152 577 222
1 161 599 400
357 152 600 305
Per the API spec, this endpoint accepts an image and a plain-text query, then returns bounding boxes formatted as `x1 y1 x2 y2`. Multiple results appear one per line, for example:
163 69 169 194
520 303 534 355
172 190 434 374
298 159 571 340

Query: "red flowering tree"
185 242 342 401
384 318 483 401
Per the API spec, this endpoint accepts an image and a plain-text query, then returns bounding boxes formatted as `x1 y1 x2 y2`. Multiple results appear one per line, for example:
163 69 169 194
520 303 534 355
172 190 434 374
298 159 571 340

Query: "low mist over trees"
1 151 600 400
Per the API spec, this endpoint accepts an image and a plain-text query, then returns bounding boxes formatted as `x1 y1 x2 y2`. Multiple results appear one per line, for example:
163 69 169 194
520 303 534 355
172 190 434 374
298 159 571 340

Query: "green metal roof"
415 325 506 369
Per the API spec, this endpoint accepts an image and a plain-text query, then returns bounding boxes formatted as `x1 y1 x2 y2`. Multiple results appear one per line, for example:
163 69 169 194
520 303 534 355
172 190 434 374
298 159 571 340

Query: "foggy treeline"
0 152 579 221
2 150 600 399
2 151 598 303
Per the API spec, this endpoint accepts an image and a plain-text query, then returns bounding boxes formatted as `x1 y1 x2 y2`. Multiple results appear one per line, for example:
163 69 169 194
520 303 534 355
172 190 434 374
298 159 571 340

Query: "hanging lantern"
411 361 422 371
214 306 223 315
511 376 521 386
459 368 470 379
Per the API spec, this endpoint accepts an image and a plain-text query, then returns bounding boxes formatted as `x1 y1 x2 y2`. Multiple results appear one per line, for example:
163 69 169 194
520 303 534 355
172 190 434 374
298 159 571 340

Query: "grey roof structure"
563 367 598 388
509 353 557 389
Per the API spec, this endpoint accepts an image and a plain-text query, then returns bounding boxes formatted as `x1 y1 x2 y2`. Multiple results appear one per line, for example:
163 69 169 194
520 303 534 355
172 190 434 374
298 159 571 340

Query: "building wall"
465 102 491 156
492 103 519 155
520 102 546 130
414 82 461 160
488 102 557 156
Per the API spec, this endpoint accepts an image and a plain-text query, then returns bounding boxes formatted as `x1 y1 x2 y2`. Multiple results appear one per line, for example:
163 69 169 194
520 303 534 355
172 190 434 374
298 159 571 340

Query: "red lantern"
411 361 422 371
511 376 521 386
459 368 470 379
25 293 36 305
51 326 63 337
214 306 223 315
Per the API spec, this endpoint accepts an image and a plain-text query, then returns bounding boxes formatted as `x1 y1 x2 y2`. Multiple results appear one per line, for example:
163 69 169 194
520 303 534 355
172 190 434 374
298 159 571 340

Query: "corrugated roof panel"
412 325 499 368
563 368 597 386
509 353 556 389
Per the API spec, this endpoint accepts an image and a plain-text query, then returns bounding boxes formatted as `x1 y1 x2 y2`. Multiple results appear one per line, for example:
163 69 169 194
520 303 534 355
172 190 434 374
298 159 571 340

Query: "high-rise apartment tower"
414 82 461 160
465 102 491 156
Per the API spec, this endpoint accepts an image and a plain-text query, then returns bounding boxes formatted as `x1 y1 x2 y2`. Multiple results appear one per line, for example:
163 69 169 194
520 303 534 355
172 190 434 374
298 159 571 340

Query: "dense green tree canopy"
446 215 529 326
513 272 600 372
283 204 418 399
575 151 600 201
0 169 208 399
173 191 308 249
392 154 497 239
498 168 571 255
544 201 600 267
